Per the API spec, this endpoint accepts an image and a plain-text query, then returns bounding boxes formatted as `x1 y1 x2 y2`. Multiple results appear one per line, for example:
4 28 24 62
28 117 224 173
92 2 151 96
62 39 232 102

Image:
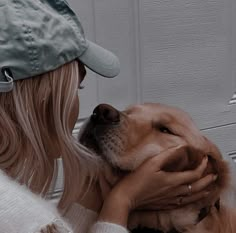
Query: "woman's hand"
98 145 216 227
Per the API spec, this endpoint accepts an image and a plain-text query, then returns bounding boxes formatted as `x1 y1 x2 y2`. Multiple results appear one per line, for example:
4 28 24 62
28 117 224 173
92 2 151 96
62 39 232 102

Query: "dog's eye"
152 122 174 135
159 126 172 134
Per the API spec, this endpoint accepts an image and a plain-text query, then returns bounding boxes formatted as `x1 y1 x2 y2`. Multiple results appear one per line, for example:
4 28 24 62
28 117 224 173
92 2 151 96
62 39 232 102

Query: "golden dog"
79 103 236 233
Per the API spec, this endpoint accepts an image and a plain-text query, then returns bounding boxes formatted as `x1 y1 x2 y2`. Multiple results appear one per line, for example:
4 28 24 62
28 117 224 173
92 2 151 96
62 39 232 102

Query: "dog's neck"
173 200 220 233
197 199 220 222
103 161 222 233
131 200 220 233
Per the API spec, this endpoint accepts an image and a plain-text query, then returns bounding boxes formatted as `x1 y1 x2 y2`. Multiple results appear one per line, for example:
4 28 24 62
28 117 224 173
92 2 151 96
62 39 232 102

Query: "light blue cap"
0 0 120 92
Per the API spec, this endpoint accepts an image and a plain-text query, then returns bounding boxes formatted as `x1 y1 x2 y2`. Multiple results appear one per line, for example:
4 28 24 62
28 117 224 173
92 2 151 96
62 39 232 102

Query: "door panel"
50 0 236 202
138 0 236 129
69 0 236 131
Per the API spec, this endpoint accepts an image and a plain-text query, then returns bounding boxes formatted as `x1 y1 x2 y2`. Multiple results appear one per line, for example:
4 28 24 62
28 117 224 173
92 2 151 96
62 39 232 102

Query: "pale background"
43 0 236 204
68 0 236 168
45 0 236 208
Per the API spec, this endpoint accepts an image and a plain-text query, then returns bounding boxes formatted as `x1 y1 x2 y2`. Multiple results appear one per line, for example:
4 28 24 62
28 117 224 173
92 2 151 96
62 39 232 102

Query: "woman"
0 0 214 232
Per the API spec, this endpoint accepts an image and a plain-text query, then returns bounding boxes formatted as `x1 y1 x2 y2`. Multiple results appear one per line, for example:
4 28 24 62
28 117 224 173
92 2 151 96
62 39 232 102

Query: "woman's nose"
91 104 120 124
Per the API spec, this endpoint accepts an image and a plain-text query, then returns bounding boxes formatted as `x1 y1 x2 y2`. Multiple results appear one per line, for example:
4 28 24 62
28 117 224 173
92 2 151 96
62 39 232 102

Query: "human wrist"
77 194 102 212
75 181 103 212
98 187 132 227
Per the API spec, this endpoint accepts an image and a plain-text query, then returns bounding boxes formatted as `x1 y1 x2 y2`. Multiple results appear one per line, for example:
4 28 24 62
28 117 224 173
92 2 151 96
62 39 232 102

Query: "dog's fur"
79 103 236 233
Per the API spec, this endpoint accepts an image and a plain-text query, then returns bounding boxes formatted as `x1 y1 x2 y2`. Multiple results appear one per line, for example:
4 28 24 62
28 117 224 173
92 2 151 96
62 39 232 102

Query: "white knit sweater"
0 170 128 233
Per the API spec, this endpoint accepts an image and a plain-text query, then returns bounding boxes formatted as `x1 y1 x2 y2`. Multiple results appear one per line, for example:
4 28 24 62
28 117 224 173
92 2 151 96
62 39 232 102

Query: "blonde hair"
0 60 98 209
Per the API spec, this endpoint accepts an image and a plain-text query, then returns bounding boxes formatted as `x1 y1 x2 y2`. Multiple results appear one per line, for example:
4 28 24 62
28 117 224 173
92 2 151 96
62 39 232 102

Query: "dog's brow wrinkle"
152 121 165 130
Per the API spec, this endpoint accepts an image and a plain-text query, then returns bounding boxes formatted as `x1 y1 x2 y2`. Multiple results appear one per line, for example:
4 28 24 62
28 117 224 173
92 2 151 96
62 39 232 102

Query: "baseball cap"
0 0 120 92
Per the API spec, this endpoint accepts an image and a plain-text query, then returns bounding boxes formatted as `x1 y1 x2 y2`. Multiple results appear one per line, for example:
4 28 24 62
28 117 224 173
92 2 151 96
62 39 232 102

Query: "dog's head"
79 103 229 206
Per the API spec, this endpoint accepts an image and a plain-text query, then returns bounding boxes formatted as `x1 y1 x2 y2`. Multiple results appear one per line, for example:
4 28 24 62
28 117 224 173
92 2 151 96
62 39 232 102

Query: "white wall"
68 0 236 165
41 0 236 205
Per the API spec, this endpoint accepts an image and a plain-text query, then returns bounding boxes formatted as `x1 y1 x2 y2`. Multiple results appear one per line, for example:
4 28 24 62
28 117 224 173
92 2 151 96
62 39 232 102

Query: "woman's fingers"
136 173 216 211
190 173 217 192
175 173 217 196
137 189 210 210
175 190 210 206
166 156 208 185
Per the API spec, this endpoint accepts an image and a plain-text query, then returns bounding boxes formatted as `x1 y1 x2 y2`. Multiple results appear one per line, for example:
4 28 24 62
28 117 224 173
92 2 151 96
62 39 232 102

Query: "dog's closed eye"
159 126 172 134
152 122 173 135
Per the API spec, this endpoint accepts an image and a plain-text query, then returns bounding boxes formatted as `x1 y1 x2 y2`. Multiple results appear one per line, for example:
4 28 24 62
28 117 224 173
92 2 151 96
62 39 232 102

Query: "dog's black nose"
92 104 120 124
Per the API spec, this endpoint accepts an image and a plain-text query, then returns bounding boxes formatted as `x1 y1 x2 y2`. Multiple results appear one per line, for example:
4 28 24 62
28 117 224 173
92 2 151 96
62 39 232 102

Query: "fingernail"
175 145 183 150
213 174 218 181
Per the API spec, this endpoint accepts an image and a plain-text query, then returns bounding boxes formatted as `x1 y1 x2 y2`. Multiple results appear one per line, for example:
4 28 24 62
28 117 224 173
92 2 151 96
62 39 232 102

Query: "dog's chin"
78 122 102 156
79 120 114 160
79 120 131 175
78 121 103 156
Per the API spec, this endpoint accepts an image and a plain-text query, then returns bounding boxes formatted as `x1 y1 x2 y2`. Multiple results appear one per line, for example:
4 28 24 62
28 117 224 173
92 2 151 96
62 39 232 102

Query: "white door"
66 0 236 204
69 0 236 161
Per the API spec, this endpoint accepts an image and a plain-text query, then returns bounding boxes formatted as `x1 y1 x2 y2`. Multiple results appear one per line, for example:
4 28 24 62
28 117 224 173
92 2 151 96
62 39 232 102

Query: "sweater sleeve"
0 170 129 233
89 222 129 233
0 170 72 233
64 203 129 233
63 202 97 232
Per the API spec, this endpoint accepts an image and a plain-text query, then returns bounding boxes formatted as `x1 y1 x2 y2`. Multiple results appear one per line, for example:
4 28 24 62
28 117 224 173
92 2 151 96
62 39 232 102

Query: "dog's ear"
162 145 204 172
162 137 229 193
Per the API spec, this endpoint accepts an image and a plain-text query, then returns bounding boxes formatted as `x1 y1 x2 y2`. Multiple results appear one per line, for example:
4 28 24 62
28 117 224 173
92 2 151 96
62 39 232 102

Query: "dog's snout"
92 104 120 124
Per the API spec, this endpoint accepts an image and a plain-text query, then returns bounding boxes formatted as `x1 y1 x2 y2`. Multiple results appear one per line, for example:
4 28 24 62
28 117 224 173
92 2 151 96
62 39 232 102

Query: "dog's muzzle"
79 104 121 155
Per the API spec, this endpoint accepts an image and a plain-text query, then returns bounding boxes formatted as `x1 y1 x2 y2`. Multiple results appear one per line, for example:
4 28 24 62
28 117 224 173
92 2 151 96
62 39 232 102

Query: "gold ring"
187 184 192 196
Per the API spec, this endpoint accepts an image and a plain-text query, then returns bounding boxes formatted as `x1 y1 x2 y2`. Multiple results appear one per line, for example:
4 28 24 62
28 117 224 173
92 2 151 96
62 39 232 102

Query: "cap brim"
78 40 120 78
